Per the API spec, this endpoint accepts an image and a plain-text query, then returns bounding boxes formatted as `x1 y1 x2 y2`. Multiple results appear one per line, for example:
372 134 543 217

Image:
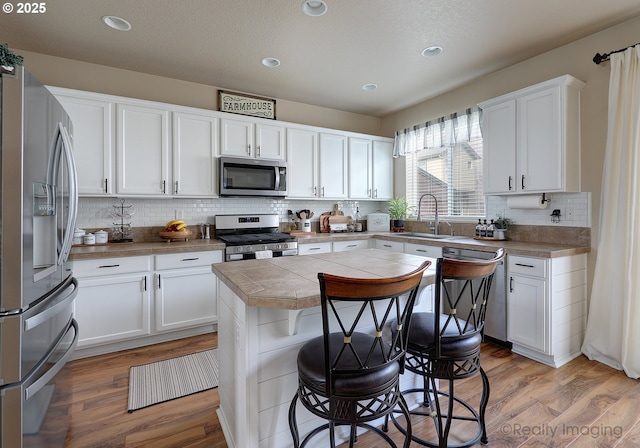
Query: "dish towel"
255 250 273 259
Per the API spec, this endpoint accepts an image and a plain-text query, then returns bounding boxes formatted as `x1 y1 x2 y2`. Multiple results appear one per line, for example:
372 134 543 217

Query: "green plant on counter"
388 197 409 220
0 43 24 69
494 214 514 230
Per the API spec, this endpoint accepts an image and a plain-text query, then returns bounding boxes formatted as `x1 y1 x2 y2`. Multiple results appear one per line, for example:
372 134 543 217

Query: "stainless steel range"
215 214 298 261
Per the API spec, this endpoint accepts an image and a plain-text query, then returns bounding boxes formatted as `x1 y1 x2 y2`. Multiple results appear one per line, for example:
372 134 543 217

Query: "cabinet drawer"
73 256 150 278
404 243 442 259
332 240 369 252
298 242 332 255
508 255 547 277
155 251 223 270
375 239 404 253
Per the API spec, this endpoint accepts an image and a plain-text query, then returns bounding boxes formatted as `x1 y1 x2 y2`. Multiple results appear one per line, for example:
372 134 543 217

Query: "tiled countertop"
212 248 436 310
69 238 225 260
297 232 590 258
69 231 590 260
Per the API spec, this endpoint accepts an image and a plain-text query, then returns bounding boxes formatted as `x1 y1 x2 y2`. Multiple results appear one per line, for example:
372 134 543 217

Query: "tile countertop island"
210 249 437 448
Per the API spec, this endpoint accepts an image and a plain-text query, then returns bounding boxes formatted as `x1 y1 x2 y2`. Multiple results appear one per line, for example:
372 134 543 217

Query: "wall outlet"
175 209 183 219
566 208 574 220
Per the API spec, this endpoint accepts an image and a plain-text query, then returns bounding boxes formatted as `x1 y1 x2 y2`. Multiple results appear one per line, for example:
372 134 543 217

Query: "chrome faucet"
418 193 439 235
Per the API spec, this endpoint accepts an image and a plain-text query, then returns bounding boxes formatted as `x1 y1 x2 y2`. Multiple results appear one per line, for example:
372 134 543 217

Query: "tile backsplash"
486 192 590 228
76 197 388 230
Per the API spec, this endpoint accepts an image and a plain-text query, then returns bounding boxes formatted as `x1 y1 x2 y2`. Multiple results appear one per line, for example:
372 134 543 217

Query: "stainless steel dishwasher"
442 247 510 348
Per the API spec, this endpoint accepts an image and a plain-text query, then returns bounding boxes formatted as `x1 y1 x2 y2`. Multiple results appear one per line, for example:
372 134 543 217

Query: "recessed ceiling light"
362 83 377 91
422 46 443 57
261 57 281 68
302 0 328 16
102 15 132 31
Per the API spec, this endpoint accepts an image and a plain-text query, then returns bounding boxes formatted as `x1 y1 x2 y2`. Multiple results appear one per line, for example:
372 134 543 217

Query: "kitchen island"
211 249 437 448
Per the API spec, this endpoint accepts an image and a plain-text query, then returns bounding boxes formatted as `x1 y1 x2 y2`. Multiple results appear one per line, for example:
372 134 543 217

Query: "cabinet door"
517 86 562 192
287 127 317 198
507 274 547 352
117 103 170 195
56 95 115 196
372 139 394 200
220 117 253 157
482 100 516 194
348 137 372 199
318 132 347 199
255 122 285 160
75 273 151 347
173 111 218 196
155 267 218 332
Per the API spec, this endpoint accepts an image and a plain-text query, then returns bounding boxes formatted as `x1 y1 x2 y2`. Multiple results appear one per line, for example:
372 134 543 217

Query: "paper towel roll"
507 195 549 210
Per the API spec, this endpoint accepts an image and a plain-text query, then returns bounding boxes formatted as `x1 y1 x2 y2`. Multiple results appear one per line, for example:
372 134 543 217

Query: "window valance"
393 107 482 158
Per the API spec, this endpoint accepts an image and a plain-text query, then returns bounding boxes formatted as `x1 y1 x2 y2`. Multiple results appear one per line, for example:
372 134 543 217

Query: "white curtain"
393 107 482 157
582 46 640 379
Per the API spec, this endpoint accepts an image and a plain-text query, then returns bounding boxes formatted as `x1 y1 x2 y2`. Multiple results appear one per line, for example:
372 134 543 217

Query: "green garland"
0 43 24 68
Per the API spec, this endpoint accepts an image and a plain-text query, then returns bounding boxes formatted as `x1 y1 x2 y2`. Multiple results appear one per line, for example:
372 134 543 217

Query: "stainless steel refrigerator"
0 66 79 447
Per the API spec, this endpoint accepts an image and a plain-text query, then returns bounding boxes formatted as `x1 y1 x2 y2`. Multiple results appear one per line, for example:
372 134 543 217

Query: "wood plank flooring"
58 335 639 447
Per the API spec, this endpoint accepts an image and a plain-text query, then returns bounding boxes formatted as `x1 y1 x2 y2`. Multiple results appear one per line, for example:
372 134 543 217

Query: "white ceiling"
3 0 640 116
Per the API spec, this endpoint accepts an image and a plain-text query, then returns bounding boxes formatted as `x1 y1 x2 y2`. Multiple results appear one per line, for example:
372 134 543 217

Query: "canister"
82 233 96 245
73 228 85 245
95 230 109 244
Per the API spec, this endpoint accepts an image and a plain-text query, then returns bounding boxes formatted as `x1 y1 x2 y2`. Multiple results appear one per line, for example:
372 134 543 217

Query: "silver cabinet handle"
181 257 200 262
175 181 179 195
257 145 261 157
248 144 251 155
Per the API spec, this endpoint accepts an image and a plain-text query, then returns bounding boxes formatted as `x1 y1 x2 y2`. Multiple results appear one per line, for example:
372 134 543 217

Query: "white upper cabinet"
349 138 394 200
117 103 171 196
220 116 285 160
348 137 372 199
480 75 584 195
51 88 115 196
318 132 348 199
286 127 317 198
172 111 218 197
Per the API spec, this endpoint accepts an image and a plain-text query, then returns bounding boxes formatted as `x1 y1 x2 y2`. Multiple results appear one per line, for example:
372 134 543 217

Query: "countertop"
211 248 436 310
69 238 225 260
69 231 590 260
296 232 590 258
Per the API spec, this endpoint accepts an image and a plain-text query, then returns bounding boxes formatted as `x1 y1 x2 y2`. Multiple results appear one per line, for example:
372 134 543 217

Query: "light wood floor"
57 334 640 447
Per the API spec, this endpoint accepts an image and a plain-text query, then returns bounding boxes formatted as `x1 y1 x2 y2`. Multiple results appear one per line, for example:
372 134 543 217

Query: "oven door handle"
23 277 78 331
24 318 78 401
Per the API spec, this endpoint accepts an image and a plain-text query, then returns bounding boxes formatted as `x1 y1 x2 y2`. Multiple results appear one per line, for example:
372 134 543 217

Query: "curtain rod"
593 41 640 64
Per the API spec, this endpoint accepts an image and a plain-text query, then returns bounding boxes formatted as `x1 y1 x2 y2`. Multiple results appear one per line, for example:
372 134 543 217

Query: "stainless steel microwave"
219 156 287 197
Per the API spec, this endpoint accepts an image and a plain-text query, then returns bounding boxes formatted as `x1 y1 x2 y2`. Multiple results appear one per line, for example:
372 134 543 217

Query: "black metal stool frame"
388 249 504 448
289 261 430 448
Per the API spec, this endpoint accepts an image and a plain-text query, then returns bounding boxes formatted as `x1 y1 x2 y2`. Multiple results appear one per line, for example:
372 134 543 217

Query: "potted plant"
388 197 409 230
494 214 513 240
0 43 24 75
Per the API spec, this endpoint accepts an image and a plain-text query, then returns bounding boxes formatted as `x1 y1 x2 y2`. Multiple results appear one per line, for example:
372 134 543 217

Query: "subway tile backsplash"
76 197 389 230
486 192 590 228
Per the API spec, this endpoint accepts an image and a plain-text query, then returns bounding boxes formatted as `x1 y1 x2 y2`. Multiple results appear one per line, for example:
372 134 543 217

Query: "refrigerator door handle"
23 277 78 331
24 318 79 401
57 123 78 265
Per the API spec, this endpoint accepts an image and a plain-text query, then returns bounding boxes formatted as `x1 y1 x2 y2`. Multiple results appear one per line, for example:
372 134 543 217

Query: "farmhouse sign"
218 90 276 119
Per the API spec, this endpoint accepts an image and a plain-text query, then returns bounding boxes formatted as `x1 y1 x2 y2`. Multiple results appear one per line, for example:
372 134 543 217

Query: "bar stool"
389 249 505 448
288 261 430 448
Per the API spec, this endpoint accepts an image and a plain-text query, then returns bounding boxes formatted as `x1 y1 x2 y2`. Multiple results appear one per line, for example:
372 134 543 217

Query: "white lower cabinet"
298 242 332 255
507 254 586 368
72 251 222 357
332 239 370 252
375 239 404 252
154 251 222 332
73 256 152 348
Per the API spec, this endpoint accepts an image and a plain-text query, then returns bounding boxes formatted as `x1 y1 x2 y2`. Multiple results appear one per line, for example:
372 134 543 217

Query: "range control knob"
275 243 282 250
